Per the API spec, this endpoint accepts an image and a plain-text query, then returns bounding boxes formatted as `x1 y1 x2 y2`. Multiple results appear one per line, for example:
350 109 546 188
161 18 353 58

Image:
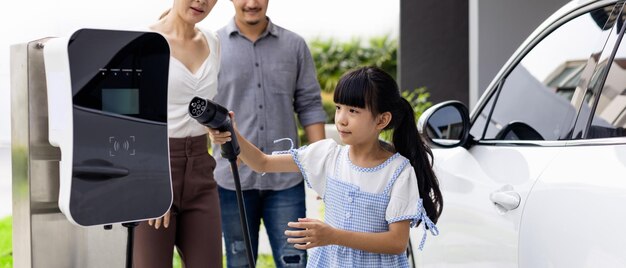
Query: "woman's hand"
285 218 336 250
148 209 171 229
207 111 236 145
207 128 232 145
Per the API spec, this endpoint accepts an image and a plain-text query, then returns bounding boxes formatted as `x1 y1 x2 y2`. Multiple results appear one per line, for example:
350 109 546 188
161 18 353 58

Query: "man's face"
232 0 268 26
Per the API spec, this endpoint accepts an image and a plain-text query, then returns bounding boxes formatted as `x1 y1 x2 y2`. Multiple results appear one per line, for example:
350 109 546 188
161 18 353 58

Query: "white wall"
0 0 400 145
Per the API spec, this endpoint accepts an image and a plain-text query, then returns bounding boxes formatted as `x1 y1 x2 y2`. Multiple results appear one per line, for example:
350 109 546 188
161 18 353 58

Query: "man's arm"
293 38 327 135
304 122 325 143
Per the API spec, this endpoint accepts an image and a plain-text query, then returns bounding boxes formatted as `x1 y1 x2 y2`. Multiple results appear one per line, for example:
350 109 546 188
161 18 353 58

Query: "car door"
519 3 626 267
413 1 620 267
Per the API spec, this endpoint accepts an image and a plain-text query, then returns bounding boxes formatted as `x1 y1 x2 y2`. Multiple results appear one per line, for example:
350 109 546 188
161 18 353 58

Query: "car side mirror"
417 100 471 148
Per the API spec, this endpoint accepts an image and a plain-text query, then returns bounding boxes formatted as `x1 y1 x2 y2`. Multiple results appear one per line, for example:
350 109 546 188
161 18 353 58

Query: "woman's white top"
167 29 221 138
293 139 421 222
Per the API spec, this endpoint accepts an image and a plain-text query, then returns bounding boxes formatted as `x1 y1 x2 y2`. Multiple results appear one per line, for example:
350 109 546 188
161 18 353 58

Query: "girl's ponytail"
392 98 443 224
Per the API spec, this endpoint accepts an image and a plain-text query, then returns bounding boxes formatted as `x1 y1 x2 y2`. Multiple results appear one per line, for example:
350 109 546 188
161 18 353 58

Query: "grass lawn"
0 217 12 268
0 216 275 268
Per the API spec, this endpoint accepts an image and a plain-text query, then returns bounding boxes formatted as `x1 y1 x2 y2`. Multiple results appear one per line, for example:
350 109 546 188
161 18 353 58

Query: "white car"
409 0 626 267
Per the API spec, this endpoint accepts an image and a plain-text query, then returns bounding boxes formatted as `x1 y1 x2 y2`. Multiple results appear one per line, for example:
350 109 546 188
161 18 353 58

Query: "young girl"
210 66 442 267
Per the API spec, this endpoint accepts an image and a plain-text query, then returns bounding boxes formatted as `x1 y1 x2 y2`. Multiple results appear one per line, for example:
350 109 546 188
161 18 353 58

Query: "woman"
133 0 222 267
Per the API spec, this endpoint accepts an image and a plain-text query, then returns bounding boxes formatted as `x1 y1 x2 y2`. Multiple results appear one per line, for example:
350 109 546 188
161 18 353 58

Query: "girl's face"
173 0 216 24
334 104 389 146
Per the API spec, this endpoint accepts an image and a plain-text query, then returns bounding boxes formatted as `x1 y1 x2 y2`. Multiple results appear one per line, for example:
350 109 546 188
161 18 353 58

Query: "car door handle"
490 190 521 212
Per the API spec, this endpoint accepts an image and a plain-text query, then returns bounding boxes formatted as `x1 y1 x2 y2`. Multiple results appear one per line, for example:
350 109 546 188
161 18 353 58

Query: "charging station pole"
11 39 126 268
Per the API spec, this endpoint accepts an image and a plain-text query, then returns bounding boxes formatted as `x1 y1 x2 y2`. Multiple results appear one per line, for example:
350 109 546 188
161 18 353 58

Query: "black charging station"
44 28 172 268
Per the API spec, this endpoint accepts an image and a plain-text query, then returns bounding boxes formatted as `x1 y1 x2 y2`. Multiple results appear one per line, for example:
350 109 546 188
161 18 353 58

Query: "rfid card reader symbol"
109 136 136 156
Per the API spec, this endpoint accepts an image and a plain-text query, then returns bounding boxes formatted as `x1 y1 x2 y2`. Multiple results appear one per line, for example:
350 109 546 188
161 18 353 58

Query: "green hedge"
305 36 432 143
310 36 398 94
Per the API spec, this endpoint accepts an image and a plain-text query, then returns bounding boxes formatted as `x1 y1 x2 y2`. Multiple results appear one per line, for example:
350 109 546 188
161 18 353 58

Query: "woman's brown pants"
133 135 222 268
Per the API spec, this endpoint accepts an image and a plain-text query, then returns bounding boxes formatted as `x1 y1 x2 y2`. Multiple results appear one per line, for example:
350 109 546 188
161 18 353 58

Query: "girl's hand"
207 111 236 145
285 218 336 250
148 209 171 229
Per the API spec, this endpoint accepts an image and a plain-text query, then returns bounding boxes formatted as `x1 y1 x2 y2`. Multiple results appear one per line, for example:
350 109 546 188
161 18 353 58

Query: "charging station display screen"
70 30 168 124
102 88 139 115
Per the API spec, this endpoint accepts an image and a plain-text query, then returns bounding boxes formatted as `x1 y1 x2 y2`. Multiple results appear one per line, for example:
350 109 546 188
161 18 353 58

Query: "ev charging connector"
189 97 255 268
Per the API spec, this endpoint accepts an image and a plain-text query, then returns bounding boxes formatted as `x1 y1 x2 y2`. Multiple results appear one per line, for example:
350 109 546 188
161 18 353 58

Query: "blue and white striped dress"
289 139 438 267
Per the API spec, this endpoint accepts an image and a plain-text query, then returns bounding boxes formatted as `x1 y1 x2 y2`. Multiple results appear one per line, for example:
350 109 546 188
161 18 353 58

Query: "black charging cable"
104 222 139 268
228 159 255 267
189 97 255 268
122 222 139 268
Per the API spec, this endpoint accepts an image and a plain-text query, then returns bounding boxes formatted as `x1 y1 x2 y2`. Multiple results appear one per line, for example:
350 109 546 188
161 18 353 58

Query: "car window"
469 88 496 140
587 14 626 139
479 5 617 141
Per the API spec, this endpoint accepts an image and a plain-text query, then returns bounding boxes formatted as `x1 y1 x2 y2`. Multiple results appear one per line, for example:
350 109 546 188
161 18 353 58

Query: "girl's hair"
333 66 443 223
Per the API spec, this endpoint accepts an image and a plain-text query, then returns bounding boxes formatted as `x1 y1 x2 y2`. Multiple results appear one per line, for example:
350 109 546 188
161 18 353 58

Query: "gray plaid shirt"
213 18 326 191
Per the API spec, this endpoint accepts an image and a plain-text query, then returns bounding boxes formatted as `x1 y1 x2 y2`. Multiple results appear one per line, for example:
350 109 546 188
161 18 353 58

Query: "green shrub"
322 100 336 124
308 35 431 134
310 36 398 94
298 36 432 145
304 35 403 145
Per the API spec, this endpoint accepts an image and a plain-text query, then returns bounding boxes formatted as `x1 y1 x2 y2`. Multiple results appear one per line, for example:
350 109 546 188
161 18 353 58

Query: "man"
214 0 326 267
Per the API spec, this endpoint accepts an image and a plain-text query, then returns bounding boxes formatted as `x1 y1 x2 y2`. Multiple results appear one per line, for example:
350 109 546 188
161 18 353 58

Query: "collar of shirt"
225 16 279 40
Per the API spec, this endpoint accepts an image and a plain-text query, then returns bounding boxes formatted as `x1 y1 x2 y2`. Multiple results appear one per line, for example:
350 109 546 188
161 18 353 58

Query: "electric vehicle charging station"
11 29 172 267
